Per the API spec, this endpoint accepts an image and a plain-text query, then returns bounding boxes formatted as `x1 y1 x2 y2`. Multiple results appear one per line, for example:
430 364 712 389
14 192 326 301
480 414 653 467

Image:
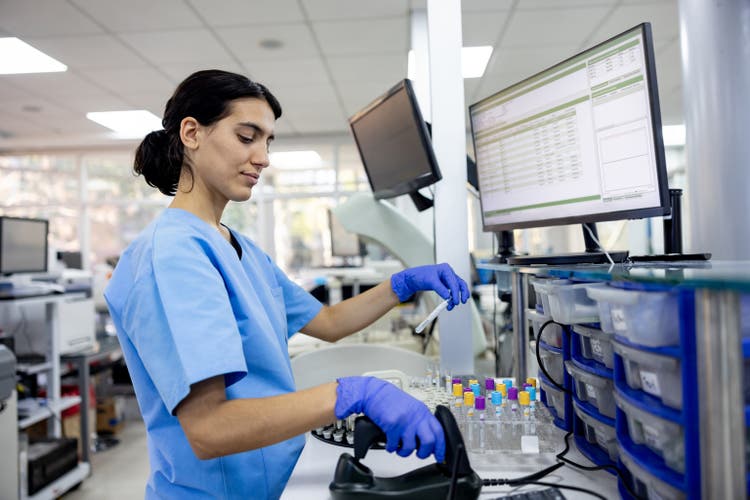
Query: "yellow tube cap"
452 383 463 397
464 391 475 407
526 378 537 388
498 384 507 398
519 391 530 406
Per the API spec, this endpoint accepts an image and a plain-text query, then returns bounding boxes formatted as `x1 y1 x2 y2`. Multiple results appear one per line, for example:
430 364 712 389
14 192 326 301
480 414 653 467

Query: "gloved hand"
335 376 446 462
391 263 469 310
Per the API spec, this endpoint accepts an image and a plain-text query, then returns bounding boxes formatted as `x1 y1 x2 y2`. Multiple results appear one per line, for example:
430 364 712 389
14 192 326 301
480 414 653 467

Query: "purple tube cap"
475 396 486 410
508 387 519 400
452 378 462 385
485 378 496 390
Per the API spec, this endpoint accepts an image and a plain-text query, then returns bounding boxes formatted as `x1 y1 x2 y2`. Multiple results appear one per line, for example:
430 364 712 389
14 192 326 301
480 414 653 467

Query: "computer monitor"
328 209 362 259
0 216 49 275
469 23 669 264
349 79 442 211
57 251 83 270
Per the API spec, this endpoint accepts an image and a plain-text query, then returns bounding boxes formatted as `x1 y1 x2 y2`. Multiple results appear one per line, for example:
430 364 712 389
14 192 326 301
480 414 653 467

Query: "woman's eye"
238 135 253 143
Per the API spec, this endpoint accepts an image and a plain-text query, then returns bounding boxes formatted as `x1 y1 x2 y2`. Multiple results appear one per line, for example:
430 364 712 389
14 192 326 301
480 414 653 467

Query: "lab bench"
479 260 750 499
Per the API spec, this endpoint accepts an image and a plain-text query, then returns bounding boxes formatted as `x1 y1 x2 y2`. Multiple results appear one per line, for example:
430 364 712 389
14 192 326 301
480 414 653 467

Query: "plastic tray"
573 399 618 462
619 444 686 500
572 324 615 369
532 281 604 325
565 361 616 418
586 285 680 347
539 374 566 421
615 390 685 474
613 340 683 410
528 309 563 348
538 343 564 386
529 277 570 315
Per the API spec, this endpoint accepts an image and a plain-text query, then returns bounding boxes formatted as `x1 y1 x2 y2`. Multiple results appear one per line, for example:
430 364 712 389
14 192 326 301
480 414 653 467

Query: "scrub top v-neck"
104 208 323 499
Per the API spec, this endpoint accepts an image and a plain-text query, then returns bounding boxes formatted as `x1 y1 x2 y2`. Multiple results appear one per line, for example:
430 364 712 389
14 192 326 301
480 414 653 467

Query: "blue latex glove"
391 263 469 310
335 376 446 462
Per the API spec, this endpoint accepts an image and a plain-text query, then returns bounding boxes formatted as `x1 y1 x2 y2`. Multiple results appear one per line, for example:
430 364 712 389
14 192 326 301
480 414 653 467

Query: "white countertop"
282 431 618 499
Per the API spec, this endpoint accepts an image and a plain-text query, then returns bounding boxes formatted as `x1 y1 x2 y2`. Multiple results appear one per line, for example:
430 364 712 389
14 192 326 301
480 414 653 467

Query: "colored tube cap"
503 379 513 389
498 384 507 397
526 377 537 388
475 396 486 411
519 391 530 406
464 391 475 407
469 379 479 386
471 383 481 396
485 378 496 391
452 378 462 385
491 391 502 405
528 387 537 401
508 387 519 401
452 383 463 397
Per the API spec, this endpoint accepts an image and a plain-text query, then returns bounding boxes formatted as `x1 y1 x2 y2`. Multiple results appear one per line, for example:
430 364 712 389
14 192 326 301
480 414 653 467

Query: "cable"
583 223 614 266
498 481 607 500
535 320 571 394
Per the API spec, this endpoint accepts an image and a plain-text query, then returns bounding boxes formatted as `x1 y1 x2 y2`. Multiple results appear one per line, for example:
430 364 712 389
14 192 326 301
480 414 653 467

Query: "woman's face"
188 97 275 203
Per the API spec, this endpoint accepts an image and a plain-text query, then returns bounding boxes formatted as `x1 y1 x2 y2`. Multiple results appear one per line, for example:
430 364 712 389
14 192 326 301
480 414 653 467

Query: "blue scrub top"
104 208 323 500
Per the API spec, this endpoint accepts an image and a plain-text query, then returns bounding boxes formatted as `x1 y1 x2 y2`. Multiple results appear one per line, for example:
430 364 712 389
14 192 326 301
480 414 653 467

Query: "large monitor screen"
0 217 49 275
469 23 669 232
349 79 441 200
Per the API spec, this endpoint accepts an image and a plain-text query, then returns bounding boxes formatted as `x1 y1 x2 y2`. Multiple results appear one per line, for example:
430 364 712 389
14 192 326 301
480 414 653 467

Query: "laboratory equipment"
329 405 482 499
612 341 683 409
348 79 442 211
565 361 616 418
469 23 670 265
571 324 615 369
328 209 364 265
415 298 450 334
0 216 49 276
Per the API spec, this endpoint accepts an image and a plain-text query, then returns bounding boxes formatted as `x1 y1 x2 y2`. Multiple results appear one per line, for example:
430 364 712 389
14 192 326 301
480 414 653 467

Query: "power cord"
535 320 572 394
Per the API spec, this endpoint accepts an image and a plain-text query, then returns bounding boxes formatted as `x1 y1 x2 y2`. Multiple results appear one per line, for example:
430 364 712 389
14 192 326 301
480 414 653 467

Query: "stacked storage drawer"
588 283 692 499
568 322 618 469
531 278 605 433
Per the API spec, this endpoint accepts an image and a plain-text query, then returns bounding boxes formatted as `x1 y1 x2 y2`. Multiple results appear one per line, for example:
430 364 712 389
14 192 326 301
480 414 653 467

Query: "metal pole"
511 271 527 383
696 289 745 498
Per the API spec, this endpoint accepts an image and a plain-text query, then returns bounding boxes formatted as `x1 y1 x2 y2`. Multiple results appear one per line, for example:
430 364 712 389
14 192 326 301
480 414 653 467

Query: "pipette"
414 298 450 334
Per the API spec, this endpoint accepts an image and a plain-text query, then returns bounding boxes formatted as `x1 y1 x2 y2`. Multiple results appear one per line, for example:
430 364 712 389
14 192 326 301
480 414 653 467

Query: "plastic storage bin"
539 375 566 421
586 285 680 347
529 277 569 315
615 390 685 474
528 309 563 348
538 343 564 385
613 341 683 410
573 399 618 462
572 324 615 369
565 361 616 418
532 281 604 325
620 445 686 500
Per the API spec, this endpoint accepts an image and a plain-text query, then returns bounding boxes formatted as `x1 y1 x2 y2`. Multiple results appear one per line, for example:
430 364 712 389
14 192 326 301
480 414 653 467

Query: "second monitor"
469 23 670 265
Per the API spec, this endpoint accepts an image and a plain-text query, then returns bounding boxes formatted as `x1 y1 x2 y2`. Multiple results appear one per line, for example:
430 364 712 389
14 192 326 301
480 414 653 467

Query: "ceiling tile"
327 54 406 84
70 0 203 32
24 35 146 69
1 71 112 99
313 18 408 56
58 94 131 114
217 24 318 61
518 0 617 8
0 79 35 101
462 0 512 12
589 2 680 44
188 0 305 25
114 93 169 118
272 84 347 133
158 61 246 84
480 44 580 95
77 67 174 97
0 111 47 138
462 11 510 47
0 0 103 37
654 39 683 99
300 0 409 21
242 58 331 90
120 29 235 65
502 7 611 48
338 82 395 117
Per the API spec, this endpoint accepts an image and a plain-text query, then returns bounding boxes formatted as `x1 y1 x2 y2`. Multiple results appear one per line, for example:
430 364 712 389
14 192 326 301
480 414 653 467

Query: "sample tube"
526 377 537 388
464 391 476 445
508 387 519 422
519 391 532 435
475 396 486 452
485 378 496 393
470 383 481 397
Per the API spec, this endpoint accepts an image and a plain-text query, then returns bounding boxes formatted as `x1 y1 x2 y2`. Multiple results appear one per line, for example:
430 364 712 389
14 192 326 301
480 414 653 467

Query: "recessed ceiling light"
407 45 493 80
0 37 67 75
86 110 163 139
259 38 284 50
269 150 322 169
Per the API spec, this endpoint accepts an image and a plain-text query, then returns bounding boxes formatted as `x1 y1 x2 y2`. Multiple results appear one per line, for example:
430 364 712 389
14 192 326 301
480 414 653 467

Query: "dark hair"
134 69 282 196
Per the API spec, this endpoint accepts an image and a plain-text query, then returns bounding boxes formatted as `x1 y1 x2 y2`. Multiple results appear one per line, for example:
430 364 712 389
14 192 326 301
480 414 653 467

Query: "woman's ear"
180 117 200 151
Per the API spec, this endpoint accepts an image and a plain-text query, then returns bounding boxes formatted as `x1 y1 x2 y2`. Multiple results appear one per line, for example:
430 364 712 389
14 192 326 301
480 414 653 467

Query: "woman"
104 69 469 499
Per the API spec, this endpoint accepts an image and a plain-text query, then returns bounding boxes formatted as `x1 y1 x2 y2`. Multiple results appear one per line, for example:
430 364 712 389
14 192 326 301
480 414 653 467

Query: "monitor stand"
629 189 712 262
507 223 629 265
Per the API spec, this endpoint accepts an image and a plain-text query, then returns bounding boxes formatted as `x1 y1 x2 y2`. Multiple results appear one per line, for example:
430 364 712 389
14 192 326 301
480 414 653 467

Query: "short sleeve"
122 234 247 414
270 260 323 337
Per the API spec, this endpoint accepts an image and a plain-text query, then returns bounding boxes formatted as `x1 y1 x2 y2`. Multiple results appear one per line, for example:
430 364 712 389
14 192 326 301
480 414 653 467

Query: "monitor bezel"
349 78 442 200
469 23 670 233
0 216 50 275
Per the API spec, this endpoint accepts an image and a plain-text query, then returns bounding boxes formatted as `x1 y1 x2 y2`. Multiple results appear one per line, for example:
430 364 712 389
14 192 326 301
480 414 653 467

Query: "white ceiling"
0 0 682 151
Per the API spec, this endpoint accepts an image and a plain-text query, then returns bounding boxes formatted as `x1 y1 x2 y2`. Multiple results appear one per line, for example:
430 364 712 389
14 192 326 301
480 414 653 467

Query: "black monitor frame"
349 79 442 203
469 23 670 234
0 216 49 275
